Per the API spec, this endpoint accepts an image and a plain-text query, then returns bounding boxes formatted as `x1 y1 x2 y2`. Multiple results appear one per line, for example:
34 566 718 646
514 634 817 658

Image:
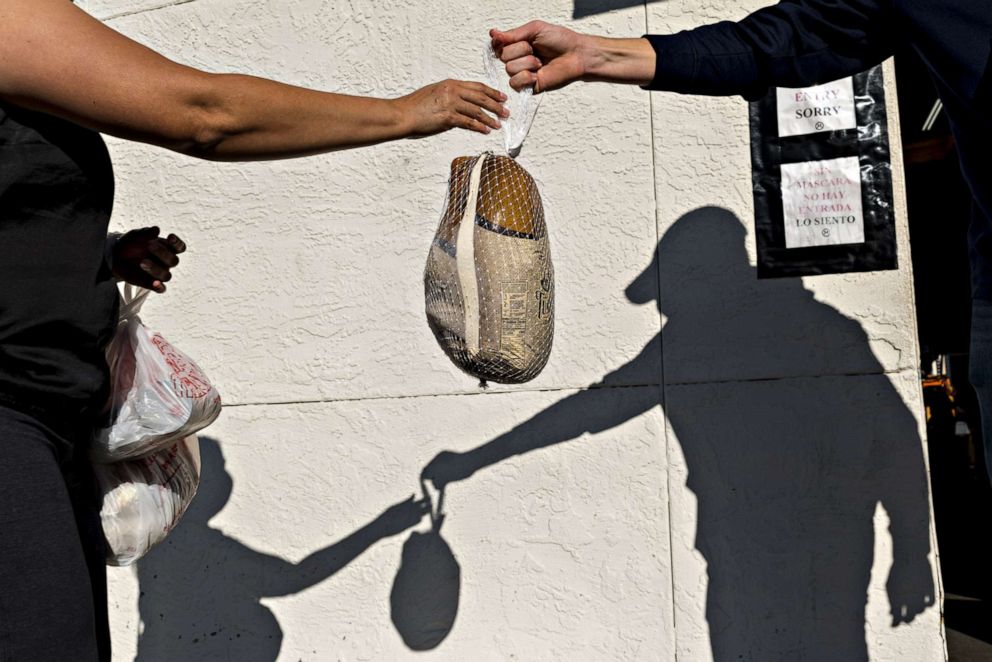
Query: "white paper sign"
781 157 864 249
777 77 856 137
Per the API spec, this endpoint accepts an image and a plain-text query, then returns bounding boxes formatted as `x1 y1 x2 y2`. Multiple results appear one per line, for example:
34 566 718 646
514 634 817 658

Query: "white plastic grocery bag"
96 435 201 566
95 285 221 461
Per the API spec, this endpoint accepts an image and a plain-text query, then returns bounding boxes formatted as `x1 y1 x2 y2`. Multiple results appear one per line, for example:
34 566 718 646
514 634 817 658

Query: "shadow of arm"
262 497 428 597
874 408 937 625
422 381 659 489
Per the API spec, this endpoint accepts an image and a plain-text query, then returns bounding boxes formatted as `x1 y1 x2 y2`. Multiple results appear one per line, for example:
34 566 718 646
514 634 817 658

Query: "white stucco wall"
75 0 946 660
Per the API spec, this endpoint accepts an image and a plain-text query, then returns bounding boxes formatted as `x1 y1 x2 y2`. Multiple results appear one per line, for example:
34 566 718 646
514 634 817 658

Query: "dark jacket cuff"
641 33 698 92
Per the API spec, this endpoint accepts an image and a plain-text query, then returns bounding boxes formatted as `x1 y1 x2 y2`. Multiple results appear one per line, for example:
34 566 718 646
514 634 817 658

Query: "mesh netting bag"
425 152 554 384
96 435 201 566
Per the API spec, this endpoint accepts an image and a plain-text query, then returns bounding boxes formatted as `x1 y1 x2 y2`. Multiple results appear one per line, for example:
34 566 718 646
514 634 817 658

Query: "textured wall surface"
73 0 946 660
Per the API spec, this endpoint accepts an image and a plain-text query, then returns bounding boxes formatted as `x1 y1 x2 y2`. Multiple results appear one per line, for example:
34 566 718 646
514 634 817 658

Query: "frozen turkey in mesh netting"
95 285 222 462
97 435 201 566
424 153 554 384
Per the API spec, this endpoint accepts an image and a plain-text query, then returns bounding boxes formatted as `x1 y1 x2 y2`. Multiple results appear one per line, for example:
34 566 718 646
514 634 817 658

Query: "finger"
457 101 501 131
506 55 542 77
463 90 510 119
453 114 492 135
463 81 507 102
499 41 534 63
166 233 186 254
130 225 161 238
140 259 172 282
523 64 573 94
149 240 180 267
491 22 543 48
509 70 539 92
151 280 167 294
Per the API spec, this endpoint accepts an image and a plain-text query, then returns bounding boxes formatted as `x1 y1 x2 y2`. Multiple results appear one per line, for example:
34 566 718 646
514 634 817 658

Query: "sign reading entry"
777 78 857 137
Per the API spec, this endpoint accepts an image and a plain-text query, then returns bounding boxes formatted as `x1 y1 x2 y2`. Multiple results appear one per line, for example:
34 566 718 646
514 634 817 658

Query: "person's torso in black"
647 0 991 296
896 0 992 298
0 103 118 423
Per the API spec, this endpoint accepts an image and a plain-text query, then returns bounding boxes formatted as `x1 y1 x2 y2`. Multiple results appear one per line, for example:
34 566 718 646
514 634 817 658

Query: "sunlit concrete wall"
75 0 945 659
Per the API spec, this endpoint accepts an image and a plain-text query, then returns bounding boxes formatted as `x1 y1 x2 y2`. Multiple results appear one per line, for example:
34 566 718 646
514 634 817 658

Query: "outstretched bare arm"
0 0 508 161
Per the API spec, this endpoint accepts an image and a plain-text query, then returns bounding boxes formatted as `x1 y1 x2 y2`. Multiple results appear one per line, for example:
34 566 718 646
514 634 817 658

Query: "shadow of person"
423 207 936 661
135 437 428 662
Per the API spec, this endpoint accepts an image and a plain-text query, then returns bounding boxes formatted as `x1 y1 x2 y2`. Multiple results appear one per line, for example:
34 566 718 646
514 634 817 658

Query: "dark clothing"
645 0 992 298
970 300 992 479
0 103 118 421
1 104 117 658
0 405 110 662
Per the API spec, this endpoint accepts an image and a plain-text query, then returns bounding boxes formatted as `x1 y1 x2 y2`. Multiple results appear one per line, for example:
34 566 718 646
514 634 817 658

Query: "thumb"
533 60 579 94
491 21 544 48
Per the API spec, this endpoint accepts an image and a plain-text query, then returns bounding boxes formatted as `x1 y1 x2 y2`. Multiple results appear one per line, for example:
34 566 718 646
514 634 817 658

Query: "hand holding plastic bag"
95 285 222 461
483 43 542 157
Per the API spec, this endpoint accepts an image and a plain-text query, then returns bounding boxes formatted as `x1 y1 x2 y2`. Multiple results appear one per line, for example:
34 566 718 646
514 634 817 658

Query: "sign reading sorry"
776 77 857 137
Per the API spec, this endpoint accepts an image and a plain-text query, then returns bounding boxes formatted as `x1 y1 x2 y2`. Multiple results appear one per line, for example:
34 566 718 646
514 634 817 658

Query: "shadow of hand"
421 451 475 490
887 556 937 626
377 496 431 537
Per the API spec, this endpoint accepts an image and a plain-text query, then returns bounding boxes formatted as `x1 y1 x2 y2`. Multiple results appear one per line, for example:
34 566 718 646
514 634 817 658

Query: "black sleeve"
644 0 896 100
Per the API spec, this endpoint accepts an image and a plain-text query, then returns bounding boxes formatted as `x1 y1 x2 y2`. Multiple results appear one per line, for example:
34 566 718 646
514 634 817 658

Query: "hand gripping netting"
425 153 554 384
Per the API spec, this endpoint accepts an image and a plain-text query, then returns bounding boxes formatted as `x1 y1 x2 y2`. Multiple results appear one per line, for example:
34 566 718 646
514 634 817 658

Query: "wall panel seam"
644 1 680 659
100 0 197 21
